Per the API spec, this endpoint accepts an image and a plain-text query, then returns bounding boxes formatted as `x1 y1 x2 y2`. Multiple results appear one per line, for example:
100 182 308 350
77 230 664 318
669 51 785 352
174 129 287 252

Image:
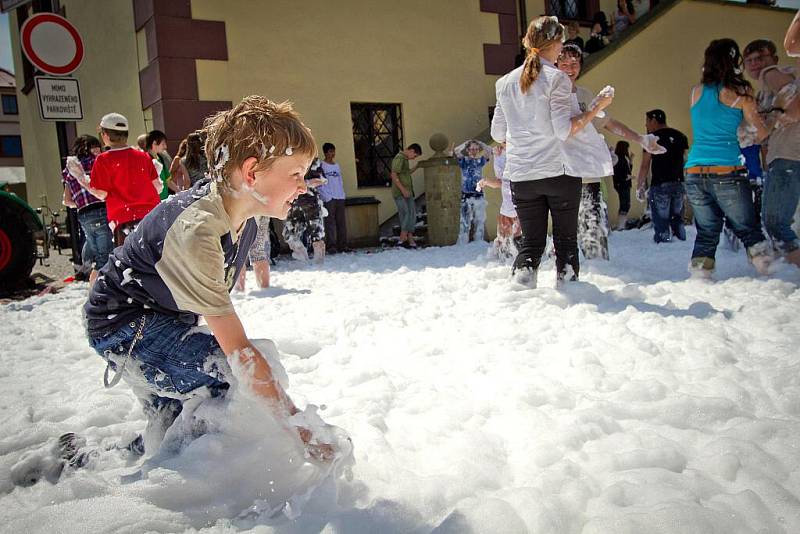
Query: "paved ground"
0 247 77 303
31 247 76 282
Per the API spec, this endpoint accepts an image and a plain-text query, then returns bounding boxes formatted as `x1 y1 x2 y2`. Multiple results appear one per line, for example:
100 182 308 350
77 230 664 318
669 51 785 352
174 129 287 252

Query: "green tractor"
0 183 44 292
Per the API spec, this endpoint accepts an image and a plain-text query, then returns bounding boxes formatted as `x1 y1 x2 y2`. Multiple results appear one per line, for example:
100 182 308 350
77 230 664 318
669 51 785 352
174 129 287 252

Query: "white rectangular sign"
35 76 83 121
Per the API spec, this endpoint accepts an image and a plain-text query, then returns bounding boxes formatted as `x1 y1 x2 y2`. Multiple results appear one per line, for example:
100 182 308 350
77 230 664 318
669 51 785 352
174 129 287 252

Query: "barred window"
351 103 403 188
546 0 593 22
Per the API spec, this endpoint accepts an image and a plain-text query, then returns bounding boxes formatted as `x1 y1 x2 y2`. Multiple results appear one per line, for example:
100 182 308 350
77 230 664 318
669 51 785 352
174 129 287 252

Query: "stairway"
378 196 429 248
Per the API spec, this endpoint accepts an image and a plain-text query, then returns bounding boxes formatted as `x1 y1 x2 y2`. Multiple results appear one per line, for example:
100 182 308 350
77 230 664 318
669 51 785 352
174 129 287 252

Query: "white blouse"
563 86 614 180
491 59 574 182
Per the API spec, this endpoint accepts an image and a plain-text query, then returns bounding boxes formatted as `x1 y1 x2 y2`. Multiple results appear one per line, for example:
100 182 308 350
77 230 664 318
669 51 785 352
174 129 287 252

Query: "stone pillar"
419 133 461 247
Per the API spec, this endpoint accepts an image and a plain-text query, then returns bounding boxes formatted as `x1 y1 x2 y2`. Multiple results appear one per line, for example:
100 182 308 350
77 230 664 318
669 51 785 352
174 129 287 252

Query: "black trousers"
324 199 348 251
511 175 582 278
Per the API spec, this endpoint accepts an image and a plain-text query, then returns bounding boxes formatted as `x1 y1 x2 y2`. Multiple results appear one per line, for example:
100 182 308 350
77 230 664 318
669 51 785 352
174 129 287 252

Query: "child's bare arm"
62 186 77 208
636 151 651 191
478 177 502 189
204 312 298 416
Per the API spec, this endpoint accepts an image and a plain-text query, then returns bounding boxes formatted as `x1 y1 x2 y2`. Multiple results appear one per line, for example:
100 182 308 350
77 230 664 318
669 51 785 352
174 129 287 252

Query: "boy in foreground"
82 97 332 461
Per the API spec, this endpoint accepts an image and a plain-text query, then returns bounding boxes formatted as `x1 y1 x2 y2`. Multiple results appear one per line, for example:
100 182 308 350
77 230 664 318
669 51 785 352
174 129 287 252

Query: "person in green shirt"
390 143 423 248
147 129 173 200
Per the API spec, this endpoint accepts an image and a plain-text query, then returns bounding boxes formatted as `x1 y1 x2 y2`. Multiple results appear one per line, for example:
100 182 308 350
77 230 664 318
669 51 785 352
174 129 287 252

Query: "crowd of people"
61 120 351 288
52 10 799 483
487 15 799 286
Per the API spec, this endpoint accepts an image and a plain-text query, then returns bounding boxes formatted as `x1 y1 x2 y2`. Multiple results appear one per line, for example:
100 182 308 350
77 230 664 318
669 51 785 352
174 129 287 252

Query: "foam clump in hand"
590 85 615 118
640 134 667 155
598 85 615 98
137 338 354 525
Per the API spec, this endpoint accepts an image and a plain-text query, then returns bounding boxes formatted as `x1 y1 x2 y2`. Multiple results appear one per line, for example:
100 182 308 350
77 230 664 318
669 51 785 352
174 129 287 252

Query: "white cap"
99 112 129 131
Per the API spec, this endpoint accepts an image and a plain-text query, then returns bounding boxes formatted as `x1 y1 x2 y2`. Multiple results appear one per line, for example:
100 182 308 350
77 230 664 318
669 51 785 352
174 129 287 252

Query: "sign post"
20 12 86 267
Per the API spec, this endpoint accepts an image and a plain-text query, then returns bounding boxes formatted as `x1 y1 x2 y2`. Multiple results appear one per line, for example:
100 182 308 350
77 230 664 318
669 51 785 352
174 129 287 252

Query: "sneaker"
688 257 714 279
124 434 145 456
784 247 800 268
513 267 537 288
556 266 579 288
290 245 310 262
58 433 97 468
747 242 774 275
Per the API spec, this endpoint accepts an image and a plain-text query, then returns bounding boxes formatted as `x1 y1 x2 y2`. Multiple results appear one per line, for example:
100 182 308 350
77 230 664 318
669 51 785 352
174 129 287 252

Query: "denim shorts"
89 313 230 397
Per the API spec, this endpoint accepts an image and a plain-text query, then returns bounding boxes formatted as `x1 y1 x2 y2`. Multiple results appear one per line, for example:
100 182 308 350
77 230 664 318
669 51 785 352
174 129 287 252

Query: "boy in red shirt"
89 113 162 246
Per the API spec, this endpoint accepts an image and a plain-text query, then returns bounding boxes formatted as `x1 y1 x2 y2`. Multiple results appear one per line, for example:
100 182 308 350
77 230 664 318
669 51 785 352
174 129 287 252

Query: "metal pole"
56 120 81 266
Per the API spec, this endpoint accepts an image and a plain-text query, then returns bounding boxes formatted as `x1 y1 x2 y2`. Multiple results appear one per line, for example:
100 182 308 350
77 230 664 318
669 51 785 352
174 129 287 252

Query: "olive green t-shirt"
391 152 413 199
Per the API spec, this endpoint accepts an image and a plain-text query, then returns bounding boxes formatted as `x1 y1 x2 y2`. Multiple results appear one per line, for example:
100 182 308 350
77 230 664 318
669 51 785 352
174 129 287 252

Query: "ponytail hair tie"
531 47 540 54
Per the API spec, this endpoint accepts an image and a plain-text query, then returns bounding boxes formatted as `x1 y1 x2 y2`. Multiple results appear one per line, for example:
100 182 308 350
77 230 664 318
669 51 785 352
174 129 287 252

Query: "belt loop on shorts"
103 315 147 389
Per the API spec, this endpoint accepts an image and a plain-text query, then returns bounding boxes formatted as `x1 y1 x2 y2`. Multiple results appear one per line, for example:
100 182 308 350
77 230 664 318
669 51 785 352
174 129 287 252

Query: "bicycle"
35 197 63 264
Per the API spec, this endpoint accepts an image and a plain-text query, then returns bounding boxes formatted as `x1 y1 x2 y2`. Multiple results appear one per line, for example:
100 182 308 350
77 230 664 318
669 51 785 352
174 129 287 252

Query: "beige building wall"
191 0 503 224
10 0 146 212
578 0 796 224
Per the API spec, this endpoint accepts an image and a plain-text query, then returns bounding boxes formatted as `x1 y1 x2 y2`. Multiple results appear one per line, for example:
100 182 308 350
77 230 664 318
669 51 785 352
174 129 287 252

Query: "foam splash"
131 339 353 527
240 180 271 206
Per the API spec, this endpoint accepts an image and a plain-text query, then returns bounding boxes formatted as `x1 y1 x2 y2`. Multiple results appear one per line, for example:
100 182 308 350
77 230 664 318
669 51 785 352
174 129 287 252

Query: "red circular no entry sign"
20 13 84 76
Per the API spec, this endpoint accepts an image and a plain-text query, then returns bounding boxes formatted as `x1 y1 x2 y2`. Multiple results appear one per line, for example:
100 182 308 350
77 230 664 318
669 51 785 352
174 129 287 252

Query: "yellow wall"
192 0 503 224
578 0 796 224
10 0 146 212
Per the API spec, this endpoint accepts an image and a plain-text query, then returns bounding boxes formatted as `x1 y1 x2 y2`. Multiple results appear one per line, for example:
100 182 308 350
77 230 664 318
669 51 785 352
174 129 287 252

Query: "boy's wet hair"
202 96 317 183
322 142 335 153
408 143 422 156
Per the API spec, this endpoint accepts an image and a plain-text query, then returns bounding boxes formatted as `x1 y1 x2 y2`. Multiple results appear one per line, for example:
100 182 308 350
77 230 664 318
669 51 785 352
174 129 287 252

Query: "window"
545 0 596 23
351 103 403 188
0 136 23 157
2 95 18 115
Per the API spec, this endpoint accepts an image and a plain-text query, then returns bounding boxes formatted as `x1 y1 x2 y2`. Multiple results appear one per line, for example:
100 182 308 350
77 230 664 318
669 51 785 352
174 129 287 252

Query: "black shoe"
125 434 145 456
58 433 97 468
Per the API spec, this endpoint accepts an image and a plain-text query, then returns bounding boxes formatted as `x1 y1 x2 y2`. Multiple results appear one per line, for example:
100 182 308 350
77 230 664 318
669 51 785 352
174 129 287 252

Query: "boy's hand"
297 426 336 462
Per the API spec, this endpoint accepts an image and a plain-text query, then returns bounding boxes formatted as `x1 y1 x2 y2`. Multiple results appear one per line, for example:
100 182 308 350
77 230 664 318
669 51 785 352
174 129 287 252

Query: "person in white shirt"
478 143 521 262
557 43 665 259
318 142 351 253
491 16 612 288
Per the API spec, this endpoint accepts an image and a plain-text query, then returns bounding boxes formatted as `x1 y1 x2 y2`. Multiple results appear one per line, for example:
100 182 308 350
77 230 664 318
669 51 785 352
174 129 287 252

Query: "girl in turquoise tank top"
685 85 744 167
684 39 773 278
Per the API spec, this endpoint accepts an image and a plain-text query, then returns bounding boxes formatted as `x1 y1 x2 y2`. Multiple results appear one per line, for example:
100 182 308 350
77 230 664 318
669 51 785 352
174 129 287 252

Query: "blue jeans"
89 314 230 450
77 204 113 270
90 313 229 398
763 158 800 253
394 195 416 233
685 171 766 265
649 182 686 243
459 194 487 243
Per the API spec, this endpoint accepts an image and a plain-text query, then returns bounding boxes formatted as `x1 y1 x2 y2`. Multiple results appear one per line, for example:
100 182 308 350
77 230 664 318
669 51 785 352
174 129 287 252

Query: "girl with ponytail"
490 16 613 288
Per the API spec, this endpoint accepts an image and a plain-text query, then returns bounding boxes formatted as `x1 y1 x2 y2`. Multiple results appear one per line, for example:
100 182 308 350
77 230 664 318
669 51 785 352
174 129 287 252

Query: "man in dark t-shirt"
636 109 689 243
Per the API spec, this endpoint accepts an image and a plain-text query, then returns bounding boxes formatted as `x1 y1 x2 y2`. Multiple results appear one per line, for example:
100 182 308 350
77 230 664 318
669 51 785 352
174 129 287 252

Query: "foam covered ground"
1 226 799 533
